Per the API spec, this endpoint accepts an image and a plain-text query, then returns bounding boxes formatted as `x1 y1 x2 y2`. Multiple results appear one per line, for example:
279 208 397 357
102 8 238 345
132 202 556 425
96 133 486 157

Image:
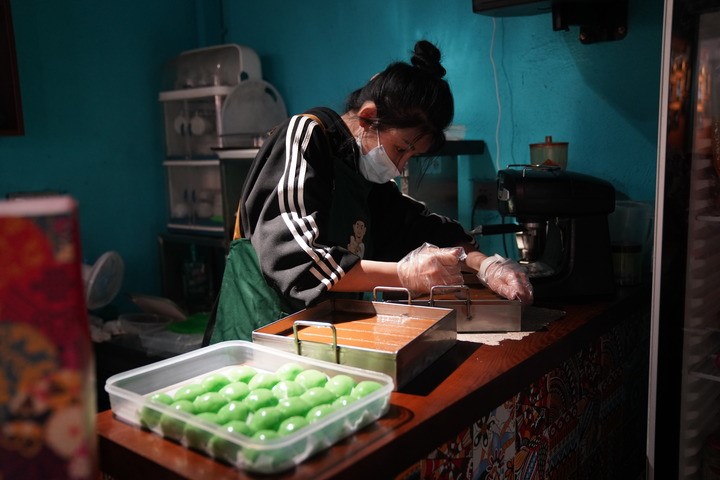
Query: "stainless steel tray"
378 285 522 333
252 298 456 389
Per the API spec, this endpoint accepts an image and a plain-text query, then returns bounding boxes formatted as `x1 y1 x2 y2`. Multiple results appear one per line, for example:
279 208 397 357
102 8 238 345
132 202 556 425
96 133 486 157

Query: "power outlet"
473 180 498 210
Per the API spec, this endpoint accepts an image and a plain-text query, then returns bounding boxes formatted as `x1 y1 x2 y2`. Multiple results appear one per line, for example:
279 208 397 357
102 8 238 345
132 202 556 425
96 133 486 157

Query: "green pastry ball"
184 412 220 449
351 380 383 398
200 373 231 393
271 380 305 399
278 415 309 436
139 392 174 428
243 388 278 412
307 404 343 442
248 406 283 432
325 374 356 397
332 395 357 409
225 365 257 384
150 392 174 405
209 420 254 463
217 400 250 424
247 372 280 391
219 382 251 402
306 404 337 423
165 399 196 417
223 419 255 436
173 383 206 402
275 362 305 381
244 430 282 464
159 400 196 441
193 392 228 414
300 387 337 409
294 369 328 390
253 429 280 441
277 397 312 419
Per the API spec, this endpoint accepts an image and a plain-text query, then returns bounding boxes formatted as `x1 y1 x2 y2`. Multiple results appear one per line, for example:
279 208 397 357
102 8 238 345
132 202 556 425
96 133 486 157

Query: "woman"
208 40 532 343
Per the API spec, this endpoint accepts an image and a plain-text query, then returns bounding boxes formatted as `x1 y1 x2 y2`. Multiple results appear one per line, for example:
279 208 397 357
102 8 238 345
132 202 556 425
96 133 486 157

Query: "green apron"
204 113 374 345
206 238 291 344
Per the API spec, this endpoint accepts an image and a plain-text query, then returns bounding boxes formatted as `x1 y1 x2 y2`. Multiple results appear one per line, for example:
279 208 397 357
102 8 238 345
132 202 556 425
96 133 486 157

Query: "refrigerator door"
649 1 720 478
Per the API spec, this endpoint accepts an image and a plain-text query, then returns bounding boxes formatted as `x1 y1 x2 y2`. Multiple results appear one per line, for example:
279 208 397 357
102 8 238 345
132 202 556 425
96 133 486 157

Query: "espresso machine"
496 166 616 300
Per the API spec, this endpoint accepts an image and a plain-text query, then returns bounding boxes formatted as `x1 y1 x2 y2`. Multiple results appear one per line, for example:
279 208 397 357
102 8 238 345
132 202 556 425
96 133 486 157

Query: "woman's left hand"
477 254 534 304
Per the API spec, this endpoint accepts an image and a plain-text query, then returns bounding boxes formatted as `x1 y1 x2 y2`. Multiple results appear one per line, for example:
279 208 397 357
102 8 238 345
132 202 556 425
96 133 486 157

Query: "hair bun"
410 40 446 79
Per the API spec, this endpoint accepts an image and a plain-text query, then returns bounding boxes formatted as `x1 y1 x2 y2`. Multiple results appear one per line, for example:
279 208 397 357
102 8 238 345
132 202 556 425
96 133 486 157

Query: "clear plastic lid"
161 44 262 91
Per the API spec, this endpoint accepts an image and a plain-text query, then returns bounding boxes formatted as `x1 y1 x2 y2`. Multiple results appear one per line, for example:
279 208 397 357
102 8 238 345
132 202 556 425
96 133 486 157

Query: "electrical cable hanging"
490 17 502 172
490 18 512 258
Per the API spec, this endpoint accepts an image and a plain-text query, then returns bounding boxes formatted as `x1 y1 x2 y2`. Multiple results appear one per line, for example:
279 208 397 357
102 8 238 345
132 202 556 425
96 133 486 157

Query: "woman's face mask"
356 128 400 184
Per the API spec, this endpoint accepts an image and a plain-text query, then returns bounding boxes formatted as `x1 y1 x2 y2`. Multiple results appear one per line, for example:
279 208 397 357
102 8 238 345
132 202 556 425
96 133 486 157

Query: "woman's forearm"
461 248 488 273
330 245 490 293
330 260 402 292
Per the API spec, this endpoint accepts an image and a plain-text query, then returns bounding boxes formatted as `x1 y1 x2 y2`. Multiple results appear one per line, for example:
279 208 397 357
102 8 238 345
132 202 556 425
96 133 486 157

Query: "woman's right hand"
396 243 466 296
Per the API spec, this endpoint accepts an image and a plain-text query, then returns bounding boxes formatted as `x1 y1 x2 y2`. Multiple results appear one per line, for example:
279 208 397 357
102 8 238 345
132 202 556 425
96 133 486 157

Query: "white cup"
190 113 207 136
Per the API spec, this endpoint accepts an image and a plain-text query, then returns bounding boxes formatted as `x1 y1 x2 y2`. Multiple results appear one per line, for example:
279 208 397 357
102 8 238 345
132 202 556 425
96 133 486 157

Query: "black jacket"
240 107 475 311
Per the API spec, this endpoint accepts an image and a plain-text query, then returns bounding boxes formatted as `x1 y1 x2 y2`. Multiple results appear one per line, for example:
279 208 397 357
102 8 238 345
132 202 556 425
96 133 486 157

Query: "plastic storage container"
138 312 207 357
164 159 224 234
138 329 204 357
105 341 393 474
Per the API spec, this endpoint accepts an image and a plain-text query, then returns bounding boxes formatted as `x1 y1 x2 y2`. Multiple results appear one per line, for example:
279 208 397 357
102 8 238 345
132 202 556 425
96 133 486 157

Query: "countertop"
96 286 649 479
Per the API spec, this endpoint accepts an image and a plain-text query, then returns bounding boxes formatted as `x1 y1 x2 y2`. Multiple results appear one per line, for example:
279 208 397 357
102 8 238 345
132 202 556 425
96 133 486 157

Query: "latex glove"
397 243 466 296
477 254 534 304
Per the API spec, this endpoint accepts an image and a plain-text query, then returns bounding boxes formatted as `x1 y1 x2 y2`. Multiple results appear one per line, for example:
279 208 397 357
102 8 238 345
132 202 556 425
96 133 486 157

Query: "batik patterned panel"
396 426 474 479
515 374 550 480
394 313 648 480
472 396 516 480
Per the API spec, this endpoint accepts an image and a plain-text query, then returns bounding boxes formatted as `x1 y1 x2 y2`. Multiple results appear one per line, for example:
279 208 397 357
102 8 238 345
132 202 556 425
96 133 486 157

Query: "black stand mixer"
495 166 616 301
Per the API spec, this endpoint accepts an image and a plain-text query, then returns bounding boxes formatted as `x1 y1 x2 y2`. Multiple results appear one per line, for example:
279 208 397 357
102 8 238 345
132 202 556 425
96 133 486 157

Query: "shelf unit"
155 45 268 315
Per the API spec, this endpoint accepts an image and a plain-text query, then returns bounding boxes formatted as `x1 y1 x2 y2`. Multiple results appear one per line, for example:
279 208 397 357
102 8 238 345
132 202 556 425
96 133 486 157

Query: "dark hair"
345 40 454 153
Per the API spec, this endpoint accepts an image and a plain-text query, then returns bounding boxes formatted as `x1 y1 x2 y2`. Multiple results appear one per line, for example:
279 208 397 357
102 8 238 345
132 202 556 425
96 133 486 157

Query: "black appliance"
496 165 616 300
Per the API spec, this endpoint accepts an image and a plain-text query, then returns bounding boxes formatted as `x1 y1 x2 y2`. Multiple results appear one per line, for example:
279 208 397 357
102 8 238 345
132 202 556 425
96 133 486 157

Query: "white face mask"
356 129 400 184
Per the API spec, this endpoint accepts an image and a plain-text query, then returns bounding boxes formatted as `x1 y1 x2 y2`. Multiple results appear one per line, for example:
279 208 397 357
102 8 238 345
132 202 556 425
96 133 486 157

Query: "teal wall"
0 0 664 306
224 0 661 199
0 0 213 307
